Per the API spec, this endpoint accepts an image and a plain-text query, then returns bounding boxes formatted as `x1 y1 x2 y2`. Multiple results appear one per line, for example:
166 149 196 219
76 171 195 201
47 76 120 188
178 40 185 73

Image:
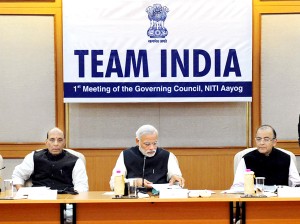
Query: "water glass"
127 179 137 198
4 179 14 198
255 177 265 196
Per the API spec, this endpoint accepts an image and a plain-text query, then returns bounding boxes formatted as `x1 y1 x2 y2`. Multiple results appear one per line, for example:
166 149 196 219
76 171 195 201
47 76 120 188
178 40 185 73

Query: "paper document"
14 187 57 200
150 183 182 192
221 186 244 194
277 186 300 197
221 185 278 194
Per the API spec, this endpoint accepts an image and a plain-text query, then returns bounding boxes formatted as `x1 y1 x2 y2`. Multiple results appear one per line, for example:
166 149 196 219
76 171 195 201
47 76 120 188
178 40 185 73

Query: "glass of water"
255 177 265 196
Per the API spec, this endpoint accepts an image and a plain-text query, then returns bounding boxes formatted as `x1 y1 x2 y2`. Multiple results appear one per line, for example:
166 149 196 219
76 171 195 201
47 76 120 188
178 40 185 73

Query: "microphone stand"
137 156 147 194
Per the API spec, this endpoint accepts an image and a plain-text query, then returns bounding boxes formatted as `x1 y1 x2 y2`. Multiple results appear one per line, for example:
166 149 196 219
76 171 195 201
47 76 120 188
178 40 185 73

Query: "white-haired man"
110 124 185 190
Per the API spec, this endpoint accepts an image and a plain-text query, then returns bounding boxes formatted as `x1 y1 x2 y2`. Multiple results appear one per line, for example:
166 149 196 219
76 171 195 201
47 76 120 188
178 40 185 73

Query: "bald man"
12 127 88 192
232 125 300 188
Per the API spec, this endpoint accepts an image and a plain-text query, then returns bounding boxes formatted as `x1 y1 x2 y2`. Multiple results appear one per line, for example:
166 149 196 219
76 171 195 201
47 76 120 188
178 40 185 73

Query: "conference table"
1 191 300 224
0 193 68 224
239 196 300 224
66 191 239 224
0 191 238 224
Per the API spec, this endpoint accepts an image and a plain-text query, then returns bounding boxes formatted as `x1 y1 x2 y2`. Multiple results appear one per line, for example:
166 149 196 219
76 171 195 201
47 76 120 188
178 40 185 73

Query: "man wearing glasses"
232 124 300 187
110 124 185 191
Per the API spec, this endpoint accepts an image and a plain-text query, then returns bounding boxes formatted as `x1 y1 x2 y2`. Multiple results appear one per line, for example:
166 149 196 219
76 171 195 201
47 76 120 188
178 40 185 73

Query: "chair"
233 147 297 175
64 149 86 166
24 148 86 187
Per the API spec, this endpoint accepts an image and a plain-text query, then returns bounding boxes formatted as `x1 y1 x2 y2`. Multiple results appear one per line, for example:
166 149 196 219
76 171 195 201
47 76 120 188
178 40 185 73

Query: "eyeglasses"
143 141 158 147
48 138 64 143
255 137 275 143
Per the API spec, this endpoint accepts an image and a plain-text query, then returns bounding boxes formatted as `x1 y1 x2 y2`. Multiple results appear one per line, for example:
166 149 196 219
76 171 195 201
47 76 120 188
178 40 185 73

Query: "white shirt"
12 150 89 192
109 151 182 190
232 157 300 188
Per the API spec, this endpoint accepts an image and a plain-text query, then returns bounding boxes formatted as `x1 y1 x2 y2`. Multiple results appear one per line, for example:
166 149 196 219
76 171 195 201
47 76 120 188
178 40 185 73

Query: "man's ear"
135 137 139 145
273 138 277 146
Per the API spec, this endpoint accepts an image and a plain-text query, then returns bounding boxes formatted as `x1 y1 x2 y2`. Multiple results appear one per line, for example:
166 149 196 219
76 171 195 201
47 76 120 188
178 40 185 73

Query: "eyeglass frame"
142 141 158 147
47 138 65 143
254 137 276 143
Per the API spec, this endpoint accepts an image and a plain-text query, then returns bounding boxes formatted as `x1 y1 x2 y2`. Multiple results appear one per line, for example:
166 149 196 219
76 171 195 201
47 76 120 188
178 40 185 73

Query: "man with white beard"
110 124 184 191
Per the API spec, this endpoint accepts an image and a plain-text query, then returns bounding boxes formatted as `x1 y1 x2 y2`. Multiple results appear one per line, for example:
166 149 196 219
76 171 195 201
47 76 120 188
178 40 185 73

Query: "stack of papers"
14 187 57 200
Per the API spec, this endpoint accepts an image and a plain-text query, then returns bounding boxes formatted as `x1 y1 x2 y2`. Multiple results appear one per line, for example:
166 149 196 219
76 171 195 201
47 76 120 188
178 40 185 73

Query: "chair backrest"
64 148 86 166
233 147 297 175
24 149 86 187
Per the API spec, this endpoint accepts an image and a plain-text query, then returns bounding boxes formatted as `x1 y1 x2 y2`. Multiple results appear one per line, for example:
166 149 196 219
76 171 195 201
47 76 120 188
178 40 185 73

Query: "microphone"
298 114 300 146
0 166 5 170
137 156 147 194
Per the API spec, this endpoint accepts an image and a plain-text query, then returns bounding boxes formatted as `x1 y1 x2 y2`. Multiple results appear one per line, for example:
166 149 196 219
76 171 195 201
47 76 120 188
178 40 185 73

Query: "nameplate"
159 189 189 199
277 186 300 197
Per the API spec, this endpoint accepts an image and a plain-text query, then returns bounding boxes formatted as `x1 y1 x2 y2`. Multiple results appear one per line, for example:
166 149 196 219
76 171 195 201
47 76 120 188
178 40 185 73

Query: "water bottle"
244 169 255 195
114 170 125 198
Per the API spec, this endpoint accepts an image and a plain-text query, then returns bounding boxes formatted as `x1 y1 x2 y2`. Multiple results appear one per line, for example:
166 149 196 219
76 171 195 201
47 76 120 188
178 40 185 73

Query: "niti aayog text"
72 83 245 95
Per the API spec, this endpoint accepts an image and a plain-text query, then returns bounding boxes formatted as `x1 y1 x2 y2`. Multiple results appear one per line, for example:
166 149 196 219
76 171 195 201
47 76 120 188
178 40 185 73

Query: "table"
65 191 240 224
0 193 68 224
3 191 300 224
239 197 300 224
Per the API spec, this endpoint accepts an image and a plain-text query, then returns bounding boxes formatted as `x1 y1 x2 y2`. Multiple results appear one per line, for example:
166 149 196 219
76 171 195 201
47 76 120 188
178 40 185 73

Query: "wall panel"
0 15 56 142
261 14 300 140
68 102 248 148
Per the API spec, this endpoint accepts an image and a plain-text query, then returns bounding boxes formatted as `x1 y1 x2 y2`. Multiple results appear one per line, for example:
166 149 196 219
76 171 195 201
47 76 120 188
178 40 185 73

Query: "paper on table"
263 192 277 197
14 187 57 200
277 186 300 197
150 183 182 192
138 192 150 198
221 186 244 194
221 185 278 194
103 191 115 195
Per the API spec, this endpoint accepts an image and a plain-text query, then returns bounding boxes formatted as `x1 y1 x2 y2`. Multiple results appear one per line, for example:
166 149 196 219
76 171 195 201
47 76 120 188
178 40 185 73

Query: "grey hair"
136 125 158 140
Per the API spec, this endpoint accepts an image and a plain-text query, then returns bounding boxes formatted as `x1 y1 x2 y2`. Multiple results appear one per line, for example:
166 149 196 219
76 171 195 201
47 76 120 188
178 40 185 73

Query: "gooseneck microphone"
137 156 147 194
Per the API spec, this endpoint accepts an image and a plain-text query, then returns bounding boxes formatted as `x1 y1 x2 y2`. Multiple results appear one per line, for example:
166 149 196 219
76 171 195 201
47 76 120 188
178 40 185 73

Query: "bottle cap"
245 169 254 174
